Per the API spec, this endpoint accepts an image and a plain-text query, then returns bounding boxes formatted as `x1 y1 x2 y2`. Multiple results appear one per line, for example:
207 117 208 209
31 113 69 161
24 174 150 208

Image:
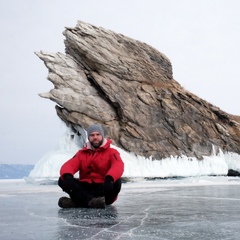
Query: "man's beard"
90 139 103 149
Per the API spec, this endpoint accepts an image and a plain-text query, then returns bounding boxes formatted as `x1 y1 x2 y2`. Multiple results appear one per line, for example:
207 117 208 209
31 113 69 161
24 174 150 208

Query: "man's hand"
62 174 79 193
104 175 114 194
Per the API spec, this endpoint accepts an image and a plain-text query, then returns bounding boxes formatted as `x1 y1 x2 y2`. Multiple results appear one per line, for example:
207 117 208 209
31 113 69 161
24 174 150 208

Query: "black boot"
58 196 78 208
88 197 105 208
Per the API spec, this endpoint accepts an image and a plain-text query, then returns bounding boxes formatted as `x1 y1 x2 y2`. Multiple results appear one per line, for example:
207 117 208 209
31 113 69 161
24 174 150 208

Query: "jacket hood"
83 138 112 151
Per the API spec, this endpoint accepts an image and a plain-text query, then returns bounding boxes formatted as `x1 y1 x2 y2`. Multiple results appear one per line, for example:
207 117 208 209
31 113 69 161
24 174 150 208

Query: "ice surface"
1 177 240 240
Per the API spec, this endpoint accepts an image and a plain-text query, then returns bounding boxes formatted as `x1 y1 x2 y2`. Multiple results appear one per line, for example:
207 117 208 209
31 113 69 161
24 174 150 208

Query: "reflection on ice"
58 206 118 225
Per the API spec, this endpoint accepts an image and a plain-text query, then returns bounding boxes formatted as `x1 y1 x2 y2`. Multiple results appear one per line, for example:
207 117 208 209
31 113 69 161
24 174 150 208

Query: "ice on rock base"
28 126 240 180
29 127 85 178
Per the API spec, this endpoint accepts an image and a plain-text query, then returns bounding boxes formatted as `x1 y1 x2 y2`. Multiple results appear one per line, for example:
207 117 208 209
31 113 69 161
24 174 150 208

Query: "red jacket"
60 139 124 183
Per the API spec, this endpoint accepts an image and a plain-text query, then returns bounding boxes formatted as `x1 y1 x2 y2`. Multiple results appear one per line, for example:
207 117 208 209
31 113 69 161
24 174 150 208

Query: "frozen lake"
1 177 240 240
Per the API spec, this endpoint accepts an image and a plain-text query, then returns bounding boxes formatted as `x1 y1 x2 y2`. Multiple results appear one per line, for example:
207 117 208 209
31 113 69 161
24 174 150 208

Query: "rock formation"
35 20 240 160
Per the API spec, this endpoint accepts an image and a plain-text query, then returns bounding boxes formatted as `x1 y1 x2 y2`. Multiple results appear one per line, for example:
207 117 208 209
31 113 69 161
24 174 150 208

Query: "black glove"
104 175 114 194
62 174 79 193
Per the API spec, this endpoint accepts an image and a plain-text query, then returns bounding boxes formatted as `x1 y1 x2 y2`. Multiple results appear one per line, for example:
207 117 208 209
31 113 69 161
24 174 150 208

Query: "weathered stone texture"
36 21 240 160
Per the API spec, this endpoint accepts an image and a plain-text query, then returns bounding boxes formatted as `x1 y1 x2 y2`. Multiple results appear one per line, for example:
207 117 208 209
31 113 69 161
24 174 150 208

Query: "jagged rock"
228 169 240 177
35 20 240 160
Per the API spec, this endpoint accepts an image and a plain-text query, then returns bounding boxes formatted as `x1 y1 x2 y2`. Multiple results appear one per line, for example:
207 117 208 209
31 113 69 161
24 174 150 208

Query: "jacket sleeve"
106 149 124 182
59 151 81 178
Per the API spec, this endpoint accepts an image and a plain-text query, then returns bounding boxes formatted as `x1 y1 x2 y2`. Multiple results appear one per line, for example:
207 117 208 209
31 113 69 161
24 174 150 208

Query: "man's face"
89 131 103 148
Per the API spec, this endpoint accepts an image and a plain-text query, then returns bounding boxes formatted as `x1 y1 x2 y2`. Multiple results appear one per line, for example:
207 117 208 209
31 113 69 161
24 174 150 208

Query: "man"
58 124 124 208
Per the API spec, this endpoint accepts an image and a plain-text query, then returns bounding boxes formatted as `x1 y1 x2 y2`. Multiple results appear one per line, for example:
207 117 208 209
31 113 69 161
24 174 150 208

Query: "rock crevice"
36 20 240 160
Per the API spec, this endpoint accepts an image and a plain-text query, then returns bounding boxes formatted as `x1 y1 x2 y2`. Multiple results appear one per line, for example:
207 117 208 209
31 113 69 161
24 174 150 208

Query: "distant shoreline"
0 164 34 179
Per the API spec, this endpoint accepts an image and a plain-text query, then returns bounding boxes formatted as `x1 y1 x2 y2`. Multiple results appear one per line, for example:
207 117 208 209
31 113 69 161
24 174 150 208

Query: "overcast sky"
1 0 240 164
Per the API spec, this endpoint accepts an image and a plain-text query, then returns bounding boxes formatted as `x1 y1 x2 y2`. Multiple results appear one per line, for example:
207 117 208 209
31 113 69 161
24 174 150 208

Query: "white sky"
0 0 240 164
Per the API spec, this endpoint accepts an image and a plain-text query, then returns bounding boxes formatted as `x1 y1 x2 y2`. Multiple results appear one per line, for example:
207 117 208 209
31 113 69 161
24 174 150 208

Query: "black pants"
58 177 122 207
